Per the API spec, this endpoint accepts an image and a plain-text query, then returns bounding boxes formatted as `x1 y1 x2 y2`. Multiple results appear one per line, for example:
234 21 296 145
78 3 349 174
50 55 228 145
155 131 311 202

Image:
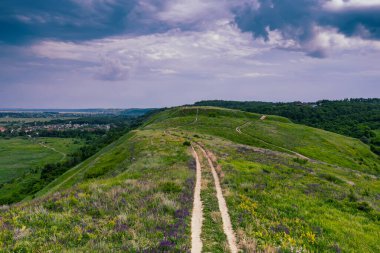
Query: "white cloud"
324 0 380 10
242 72 276 78
70 0 117 10
252 25 380 57
150 68 177 75
155 0 231 24
260 27 301 49
31 21 262 81
305 26 380 56
95 58 132 81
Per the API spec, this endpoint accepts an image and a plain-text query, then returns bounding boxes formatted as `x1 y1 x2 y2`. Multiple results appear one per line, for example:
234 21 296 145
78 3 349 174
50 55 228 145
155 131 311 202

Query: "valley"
0 137 82 184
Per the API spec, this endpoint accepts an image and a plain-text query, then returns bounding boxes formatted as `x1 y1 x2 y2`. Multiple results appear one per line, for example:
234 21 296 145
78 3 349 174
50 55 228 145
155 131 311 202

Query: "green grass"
0 130 194 252
147 107 379 174
201 137 380 252
0 106 379 252
34 131 138 197
0 137 82 183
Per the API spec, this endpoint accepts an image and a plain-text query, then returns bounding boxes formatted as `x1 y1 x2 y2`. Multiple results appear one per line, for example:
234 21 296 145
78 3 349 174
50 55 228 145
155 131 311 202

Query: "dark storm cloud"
322 6 380 39
234 0 380 56
0 0 170 44
235 0 318 41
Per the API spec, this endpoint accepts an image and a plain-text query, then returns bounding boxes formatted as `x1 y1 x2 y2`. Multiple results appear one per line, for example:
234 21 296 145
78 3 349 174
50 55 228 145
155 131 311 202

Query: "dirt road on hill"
197 145 238 253
163 108 199 136
235 120 310 161
166 109 238 252
190 145 203 253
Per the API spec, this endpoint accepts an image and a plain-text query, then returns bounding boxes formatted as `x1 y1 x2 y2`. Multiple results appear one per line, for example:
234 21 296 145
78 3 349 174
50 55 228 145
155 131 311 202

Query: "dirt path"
164 108 199 136
191 145 203 253
235 121 310 161
166 109 237 252
198 145 238 253
39 142 67 161
235 122 251 134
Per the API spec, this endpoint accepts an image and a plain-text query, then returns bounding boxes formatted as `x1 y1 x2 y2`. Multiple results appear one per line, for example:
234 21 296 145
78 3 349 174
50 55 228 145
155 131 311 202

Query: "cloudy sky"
0 0 379 108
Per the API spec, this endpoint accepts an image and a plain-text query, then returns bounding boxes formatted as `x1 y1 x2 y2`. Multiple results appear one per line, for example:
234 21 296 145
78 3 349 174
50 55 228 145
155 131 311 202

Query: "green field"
0 107 379 252
0 137 82 183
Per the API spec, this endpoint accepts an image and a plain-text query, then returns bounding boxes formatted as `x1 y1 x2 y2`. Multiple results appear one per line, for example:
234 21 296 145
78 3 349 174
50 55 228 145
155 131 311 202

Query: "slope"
146 106 379 174
1 106 379 252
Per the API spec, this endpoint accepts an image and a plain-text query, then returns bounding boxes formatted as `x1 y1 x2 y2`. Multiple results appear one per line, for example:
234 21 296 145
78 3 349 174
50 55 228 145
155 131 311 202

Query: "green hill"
194 99 380 155
1 106 379 252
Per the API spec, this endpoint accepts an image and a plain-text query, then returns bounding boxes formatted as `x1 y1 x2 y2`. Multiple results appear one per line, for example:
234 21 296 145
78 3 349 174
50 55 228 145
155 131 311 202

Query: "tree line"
194 98 380 155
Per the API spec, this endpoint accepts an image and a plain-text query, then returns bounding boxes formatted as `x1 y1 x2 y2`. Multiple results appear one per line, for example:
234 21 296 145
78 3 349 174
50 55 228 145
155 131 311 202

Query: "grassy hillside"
1 106 379 252
194 99 380 155
146 107 379 174
0 137 82 183
0 129 194 252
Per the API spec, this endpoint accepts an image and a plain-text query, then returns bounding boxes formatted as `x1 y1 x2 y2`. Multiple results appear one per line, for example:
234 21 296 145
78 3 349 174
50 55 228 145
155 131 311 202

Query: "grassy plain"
0 137 82 183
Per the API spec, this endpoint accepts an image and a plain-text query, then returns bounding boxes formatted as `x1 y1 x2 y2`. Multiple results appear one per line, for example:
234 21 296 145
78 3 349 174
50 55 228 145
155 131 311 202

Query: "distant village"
0 123 111 135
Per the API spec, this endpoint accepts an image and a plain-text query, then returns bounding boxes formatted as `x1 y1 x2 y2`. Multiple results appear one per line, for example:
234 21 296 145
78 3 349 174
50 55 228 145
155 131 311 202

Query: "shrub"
370 145 380 155
293 157 308 165
159 182 182 193
319 173 344 184
84 167 111 179
356 202 373 213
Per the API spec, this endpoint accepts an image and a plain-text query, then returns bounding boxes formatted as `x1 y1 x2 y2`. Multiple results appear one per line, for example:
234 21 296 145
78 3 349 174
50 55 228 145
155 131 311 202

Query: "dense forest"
194 99 380 154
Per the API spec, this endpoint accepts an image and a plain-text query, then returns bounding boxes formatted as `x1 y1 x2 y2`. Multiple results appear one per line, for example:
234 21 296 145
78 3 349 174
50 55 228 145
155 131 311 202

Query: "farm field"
0 137 83 183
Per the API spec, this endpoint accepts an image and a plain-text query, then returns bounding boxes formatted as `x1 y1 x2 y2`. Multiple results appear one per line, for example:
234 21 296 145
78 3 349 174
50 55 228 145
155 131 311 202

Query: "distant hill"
120 108 156 117
0 108 155 116
2 106 379 252
194 98 380 155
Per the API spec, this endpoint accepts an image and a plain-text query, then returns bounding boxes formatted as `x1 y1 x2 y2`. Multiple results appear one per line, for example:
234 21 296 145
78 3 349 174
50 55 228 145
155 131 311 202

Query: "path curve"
235 122 250 134
190 145 203 253
198 145 238 253
39 142 67 161
235 121 310 160
164 108 199 136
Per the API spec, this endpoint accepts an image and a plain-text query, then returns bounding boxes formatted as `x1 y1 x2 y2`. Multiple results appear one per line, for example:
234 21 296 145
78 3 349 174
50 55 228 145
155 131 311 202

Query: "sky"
0 0 379 108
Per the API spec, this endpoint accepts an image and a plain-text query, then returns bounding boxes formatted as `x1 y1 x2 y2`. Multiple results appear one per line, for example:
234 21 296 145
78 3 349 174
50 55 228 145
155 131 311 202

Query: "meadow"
0 130 194 252
0 137 82 183
146 107 379 174
201 137 380 252
147 107 380 251
0 106 379 252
